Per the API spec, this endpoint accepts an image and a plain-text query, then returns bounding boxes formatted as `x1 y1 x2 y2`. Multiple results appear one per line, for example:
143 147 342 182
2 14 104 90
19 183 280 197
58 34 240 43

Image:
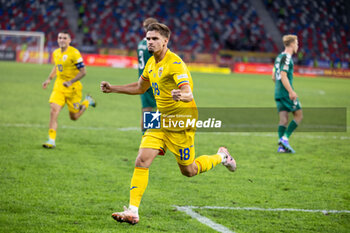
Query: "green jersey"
137 38 156 109
137 38 153 77
274 52 294 99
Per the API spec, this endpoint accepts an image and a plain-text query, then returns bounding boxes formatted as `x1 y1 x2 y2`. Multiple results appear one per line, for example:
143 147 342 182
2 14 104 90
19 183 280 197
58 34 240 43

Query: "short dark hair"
143 18 158 29
146 23 171 39
58 31 71 37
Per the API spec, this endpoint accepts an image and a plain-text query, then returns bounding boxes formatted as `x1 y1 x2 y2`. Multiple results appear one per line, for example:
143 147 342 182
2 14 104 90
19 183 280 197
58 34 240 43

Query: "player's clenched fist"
42 79 50 89
171 89 181 101
100 81 112 93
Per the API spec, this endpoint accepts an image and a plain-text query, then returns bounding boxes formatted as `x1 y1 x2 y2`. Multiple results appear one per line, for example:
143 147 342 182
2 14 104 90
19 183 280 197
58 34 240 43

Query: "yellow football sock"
82 99 89 109
48 129 56 140
195 154 222 174
129 167 149 208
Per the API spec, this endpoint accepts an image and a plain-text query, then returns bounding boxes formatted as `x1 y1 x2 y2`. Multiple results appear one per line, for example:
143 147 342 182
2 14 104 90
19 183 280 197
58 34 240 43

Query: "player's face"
57 33 71 49
146 31 168 54
293 40 299 53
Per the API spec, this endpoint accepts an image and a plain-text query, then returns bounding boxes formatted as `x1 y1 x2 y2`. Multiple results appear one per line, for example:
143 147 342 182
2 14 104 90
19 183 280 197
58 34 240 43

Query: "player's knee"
295 115 303 124
294 111 303 123
297 112 303 122
70 114 78 121
279 119 288 126
180 169 196 177
50 109 59 117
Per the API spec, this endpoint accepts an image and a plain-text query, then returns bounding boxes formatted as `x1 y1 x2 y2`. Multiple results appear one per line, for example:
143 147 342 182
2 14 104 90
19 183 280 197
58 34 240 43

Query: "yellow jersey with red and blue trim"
52 46 84 92
141 49 197 114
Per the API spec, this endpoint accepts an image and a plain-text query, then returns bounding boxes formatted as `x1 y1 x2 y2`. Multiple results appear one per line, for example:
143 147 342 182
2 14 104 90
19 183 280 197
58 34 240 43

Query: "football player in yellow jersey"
42 31 96 149
100 23 236 225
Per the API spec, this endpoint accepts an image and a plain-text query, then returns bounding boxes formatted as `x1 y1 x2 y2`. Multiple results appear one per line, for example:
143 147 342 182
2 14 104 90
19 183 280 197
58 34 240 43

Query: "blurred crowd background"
1 0 349 68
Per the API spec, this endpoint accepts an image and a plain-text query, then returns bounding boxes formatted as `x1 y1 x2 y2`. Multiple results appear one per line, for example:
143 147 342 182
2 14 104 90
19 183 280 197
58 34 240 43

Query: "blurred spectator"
1 0 348 68
265 0 349 67
0 0 72 47
74 0 277 53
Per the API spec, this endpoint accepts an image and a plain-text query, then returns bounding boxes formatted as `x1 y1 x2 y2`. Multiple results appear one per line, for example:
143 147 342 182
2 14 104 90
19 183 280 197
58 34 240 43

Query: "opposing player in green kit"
272 35 303 153
137 18 158 133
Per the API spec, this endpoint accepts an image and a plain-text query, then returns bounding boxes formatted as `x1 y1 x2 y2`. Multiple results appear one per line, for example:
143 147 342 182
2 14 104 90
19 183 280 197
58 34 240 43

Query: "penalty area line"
174 205 350 233
186 205 350 214
174 206 235 233
0 123 139 132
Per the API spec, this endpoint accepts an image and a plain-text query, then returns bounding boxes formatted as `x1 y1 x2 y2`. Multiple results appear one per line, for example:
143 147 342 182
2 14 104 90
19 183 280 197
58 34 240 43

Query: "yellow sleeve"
171 61 190 88
71 48 84 68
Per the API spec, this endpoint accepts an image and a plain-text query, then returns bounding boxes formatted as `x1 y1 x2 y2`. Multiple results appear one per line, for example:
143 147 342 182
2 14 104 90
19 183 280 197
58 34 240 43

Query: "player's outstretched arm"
42 65 57 89
100 77 150 95
281 71 297 100
171 84 193 102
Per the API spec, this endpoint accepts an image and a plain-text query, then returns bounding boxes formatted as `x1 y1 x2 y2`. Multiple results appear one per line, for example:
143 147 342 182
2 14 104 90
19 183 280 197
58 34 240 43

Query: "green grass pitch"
0 61 349 232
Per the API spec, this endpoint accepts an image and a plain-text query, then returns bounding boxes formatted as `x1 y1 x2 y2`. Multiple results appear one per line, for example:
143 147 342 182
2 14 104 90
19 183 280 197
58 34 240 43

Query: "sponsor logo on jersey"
177 74 188 79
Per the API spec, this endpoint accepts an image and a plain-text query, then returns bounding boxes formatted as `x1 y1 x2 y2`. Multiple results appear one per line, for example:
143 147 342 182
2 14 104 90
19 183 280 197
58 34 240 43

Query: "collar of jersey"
155 49 170 66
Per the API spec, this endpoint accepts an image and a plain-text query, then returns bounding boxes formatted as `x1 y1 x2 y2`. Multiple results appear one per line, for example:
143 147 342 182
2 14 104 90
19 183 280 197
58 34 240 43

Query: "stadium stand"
264 0 350 68
0 0 349 67
74 0 277 53
0 0 72 47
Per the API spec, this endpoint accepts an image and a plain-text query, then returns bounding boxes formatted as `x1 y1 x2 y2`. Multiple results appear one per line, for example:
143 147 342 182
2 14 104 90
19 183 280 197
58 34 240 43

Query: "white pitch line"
198 132 350 140
1 123 350 140
189 206 350 214
0 123 139 132
175 206 234 233
175 205 350 233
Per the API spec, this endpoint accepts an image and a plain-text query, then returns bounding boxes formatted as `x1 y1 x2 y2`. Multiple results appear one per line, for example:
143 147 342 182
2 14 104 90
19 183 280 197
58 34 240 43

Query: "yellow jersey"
141 49 197 131
52 46 84 92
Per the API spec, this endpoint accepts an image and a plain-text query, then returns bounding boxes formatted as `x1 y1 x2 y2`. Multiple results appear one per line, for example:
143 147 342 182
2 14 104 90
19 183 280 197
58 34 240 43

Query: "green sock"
278 125 286 139
285 120 298 138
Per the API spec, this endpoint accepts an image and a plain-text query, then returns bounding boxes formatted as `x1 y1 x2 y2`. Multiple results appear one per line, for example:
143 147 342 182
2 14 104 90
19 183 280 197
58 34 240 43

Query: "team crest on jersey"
158 67 163 77
62 55 68 61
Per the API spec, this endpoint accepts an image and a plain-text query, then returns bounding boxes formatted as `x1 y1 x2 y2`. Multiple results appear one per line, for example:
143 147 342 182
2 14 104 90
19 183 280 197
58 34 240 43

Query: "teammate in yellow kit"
100 23 236 225
42 31 95 148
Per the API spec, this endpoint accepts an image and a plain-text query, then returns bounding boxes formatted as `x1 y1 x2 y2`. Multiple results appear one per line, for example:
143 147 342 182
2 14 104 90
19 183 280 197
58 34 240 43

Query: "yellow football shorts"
140 130 195 166
49 87 82 113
